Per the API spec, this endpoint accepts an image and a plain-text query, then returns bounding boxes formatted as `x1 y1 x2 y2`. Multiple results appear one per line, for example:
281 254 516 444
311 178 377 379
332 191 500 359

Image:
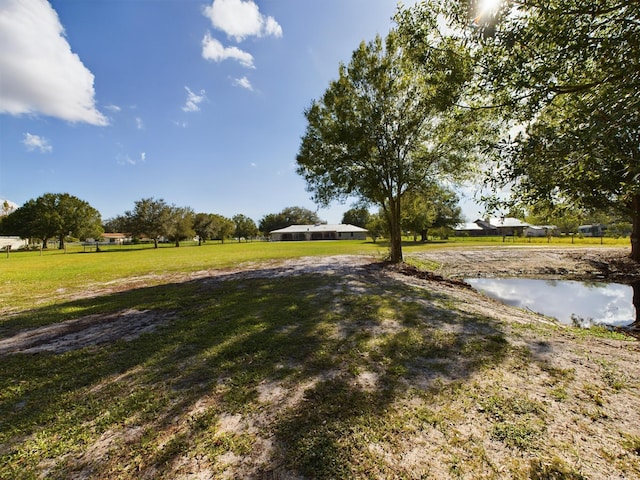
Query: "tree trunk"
632 282 639 327
154 238 159 249
58 234 65 250
630 194 640 262
388 197 403 263
420 229 428 242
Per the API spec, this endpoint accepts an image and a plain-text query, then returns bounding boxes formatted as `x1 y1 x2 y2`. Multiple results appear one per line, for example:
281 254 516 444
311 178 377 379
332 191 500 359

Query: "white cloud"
202 0 282 42
232 76 253 91
201 33 254 68
135 117 144 129
116 154 135 166
22 133 52 153
182 87 207 112
105 104 121 112
117 151 145 166
0 0 107 125
173 120 188 128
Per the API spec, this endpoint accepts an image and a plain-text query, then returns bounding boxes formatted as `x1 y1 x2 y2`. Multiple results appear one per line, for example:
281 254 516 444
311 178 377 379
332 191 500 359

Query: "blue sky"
0 0 484 224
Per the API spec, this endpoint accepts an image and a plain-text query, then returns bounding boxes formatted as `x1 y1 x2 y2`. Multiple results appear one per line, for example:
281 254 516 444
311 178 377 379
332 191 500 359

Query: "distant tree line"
0 192 470 249
0 195 347 248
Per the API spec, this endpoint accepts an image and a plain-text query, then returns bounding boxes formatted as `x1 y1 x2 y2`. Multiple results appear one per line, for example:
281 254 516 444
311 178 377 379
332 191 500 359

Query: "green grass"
2 236 630 312
0 239 637 478
0 263 511 478
0 240 379 311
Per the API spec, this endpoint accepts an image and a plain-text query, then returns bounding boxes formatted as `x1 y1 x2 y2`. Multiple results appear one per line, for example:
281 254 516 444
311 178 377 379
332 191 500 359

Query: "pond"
466 278 638 327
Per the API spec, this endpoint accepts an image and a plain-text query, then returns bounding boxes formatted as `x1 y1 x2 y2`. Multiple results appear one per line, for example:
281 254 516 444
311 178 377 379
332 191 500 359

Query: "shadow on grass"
1 262 513 479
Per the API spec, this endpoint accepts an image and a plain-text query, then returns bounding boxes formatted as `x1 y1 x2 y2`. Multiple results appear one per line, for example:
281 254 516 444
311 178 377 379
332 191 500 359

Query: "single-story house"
524 225 558 237
101 233 131 244
489 217 530 236
0 236 28 250
454 222 493 236
269 224 368 241
455 217 530 236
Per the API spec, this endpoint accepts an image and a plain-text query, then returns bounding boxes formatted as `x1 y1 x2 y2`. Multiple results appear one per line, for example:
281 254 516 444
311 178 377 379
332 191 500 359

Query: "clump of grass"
529 456 587 479
549 386 568 402
596 359 628 391
492 419 546 450
481 393 546 450
481 393 545 420
621 433 640 456
403 256 440 272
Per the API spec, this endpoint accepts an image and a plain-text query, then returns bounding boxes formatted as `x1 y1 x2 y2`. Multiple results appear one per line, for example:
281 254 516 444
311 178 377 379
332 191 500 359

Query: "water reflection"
466 278 638 327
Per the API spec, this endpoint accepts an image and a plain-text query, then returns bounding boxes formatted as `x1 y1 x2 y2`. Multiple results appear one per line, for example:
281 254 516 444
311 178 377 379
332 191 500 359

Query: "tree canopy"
0 193 102 248
398 0 640 260
258 206 323 235
233 214 258 241
402 185 463 242
296 28 483 262
125 198 172 248
341 207 370 228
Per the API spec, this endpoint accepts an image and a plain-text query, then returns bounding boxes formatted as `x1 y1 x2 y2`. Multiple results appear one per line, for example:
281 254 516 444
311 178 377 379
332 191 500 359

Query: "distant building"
101 233 131 244
524 225 558 237
455 217 532 237
578 224 606 237
269 224 368 241
0 236 28 250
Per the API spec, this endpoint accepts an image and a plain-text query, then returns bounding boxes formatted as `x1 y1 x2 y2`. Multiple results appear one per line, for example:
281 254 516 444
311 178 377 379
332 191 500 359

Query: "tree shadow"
0 261 512 478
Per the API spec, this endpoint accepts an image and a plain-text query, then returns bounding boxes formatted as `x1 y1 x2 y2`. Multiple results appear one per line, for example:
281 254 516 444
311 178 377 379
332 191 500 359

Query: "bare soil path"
3 247 640 479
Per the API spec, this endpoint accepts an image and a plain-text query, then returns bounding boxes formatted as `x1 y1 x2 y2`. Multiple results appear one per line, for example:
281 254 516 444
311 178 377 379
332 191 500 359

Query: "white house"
0 236 28 250
455 217 531 236
269 224 368 241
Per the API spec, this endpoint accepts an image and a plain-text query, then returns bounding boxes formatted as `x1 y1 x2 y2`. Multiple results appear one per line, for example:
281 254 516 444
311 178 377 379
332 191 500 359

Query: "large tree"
167 206 195 247
125 198 172 248
232 214 258 242
0 193 102 248
209 214 235 243
400 0 640 260
341 207 370 228
402 185 463 242
258 206 323 235
296 29 481 262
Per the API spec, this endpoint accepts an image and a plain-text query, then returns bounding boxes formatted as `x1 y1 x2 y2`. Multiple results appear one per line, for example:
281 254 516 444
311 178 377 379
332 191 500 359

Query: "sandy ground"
2 247 638 354
3 247 640 479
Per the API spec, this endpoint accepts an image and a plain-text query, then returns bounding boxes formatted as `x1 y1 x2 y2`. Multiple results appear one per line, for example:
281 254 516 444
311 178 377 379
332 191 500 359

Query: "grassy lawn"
1 240 637 478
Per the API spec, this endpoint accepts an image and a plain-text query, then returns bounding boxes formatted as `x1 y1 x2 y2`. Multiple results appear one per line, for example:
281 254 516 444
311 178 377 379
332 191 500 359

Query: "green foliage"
402 185 463 241
167 206 194 246
296 27 483 262
258 206 322 234
232 214 258 241
0 193 102 248
341 207 370 228
125 197 172 248
398 0 640 260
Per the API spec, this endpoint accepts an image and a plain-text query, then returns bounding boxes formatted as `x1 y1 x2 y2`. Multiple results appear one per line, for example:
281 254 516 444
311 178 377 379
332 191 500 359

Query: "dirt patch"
3 250 637 356
409 246 639 283
0 309 174 354
5 247 640 479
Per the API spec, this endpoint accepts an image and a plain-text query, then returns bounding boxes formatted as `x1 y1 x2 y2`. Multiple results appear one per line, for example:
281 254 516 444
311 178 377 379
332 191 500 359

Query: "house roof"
270 224 368 234
455 222 484 231
102 233 128 238
488 217 530 228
